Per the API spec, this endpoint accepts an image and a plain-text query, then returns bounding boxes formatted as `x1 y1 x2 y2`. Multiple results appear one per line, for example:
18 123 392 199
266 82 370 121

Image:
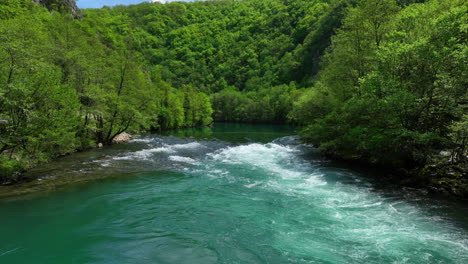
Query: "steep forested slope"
291 0 467 195
81 0 343 123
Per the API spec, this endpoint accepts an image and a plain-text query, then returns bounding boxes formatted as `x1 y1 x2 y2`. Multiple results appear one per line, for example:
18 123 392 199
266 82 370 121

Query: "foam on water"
170 142 204 150
130 138 154 143
169 156 199 165
186 140 468 263
205 142 327 191
113 147 171 161
113 142 204 161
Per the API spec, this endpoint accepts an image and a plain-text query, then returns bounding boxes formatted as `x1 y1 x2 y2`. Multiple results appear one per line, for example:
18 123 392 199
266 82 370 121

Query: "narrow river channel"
1 123 467 263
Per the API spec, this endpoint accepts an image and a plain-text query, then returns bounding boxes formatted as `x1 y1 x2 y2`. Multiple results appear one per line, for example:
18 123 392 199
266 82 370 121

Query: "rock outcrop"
33 0 82 19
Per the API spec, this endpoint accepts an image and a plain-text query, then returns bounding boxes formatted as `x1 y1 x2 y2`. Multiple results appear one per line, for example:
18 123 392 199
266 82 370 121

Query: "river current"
0 123 467 263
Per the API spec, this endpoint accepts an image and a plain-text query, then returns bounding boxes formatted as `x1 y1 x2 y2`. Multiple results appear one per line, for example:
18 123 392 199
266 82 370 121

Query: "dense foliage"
0 0 213 182
291 0 467 194
80 0 341 123
0 0 466 195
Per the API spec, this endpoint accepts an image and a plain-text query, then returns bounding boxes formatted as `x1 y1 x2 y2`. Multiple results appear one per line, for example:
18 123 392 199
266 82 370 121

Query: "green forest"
0 0 466 196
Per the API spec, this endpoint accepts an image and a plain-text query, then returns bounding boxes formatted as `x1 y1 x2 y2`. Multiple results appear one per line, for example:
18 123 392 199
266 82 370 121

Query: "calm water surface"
0 123 467 263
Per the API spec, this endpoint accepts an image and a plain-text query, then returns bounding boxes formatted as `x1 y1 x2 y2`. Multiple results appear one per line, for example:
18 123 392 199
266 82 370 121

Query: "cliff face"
33 0 82 19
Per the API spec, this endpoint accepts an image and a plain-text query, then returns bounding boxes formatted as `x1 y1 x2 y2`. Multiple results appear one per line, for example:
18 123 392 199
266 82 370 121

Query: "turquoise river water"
0 123 467 263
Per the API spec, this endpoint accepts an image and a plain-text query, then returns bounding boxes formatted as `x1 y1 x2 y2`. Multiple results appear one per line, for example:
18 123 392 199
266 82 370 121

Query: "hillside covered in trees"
0 0 466 196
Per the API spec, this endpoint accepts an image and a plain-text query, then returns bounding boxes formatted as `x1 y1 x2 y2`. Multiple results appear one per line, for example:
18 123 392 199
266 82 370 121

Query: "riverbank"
0 132 133 186
0 123 219 198
0 133 131 199
0 120 217 187
320 150 468 200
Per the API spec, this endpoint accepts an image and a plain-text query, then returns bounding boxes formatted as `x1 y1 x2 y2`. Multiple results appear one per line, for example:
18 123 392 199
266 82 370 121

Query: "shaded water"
1 123 467 263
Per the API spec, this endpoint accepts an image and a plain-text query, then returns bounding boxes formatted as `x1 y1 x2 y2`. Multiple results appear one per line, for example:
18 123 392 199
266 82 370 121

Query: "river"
0 123 467 263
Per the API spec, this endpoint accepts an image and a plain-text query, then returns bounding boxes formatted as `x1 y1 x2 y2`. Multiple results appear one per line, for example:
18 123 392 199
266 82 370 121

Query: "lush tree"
292 0 467 192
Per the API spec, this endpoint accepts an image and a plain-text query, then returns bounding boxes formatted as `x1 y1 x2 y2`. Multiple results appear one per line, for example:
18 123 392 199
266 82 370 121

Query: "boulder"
112 133 132 144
